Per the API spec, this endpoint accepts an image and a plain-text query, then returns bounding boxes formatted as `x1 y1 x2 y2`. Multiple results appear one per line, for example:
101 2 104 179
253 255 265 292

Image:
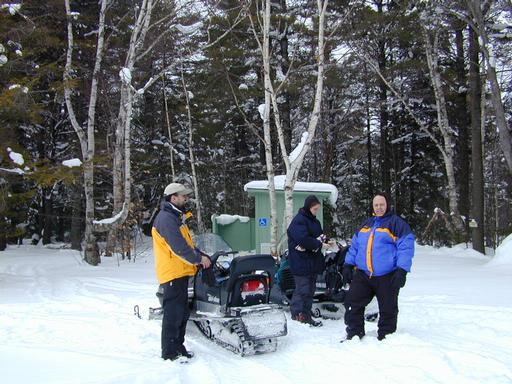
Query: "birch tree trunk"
276 0 329 230
162 74 176 180
107 0 155 256
422 27 465 233
469 26 485 253
63 0 108 265
180 67 204 232
261 0 279 256
253 0 329 239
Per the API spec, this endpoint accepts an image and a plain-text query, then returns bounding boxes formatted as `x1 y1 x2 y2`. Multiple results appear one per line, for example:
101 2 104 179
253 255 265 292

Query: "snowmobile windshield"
193 233 232 256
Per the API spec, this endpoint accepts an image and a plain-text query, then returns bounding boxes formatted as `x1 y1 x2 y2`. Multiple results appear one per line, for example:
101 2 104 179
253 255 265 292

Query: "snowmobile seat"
220 254 276 307
225 255 276 289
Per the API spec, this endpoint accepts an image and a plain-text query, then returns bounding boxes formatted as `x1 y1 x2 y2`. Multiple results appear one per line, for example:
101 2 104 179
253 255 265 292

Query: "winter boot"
297 312 323 327
179 345 194 359
340 332 365 343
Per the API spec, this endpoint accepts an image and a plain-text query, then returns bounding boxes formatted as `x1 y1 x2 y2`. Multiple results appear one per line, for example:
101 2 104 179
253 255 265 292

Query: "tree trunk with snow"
63 0 108 265
252 0 329 236
465 0 512 174
260 0 279 256
181 68 204 232
468 26 485 254
162 74 176 181
107 0 155 257
275 0 329 230
422 27 465 234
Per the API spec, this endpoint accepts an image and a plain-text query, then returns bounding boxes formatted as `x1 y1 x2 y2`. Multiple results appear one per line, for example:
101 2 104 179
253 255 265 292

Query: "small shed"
244 175 338 253
210 214 256 252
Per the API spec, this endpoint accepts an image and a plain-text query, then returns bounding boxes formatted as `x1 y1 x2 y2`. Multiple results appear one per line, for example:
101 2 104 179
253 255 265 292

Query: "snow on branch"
92 202 129 231
289 132 309 163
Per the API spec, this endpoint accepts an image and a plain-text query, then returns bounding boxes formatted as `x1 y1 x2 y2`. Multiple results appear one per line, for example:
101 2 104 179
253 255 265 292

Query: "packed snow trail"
0 242 511 384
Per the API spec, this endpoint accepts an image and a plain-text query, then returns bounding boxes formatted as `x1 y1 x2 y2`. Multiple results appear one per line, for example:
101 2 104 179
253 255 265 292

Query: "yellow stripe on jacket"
366 231 375 276
363 227 397 277
152 226 198 284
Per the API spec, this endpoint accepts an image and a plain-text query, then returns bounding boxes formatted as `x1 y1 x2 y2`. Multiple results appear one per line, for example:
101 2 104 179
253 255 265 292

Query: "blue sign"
258 218 268 227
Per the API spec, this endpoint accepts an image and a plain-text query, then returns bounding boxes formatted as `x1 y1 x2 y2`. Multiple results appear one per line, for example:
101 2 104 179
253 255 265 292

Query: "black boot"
162 351 181 361
297 312 323 327
179 345 194 359
340 332 365 343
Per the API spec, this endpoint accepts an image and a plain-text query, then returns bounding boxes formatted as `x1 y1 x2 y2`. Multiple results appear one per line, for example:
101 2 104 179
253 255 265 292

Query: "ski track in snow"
0 243 511 384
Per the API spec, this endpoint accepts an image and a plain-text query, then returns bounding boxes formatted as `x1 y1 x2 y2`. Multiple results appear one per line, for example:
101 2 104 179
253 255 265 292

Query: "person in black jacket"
287 195 331 327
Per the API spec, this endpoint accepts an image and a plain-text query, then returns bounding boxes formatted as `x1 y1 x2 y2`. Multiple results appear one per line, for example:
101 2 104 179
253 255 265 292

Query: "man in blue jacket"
342 193 415 341
287 195 331 327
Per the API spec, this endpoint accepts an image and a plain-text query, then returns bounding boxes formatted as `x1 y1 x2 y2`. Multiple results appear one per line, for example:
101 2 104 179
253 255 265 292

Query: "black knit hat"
303 195 321 212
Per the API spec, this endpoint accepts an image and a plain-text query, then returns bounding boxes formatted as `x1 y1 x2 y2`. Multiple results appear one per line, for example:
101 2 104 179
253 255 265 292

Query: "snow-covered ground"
1 240 511 384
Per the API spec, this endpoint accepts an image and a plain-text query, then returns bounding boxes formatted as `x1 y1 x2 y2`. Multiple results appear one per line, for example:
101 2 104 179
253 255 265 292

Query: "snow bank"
2 244 512 383
244 175 339 207
7 147 24 165
215 214 250 226
62 158 82 168
488 233 512 266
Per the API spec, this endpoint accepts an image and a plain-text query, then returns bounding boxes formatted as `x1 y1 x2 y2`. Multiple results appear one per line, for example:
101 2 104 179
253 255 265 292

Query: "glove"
317 234 328 243
390 268 407 289
200 256 216 287
342 264 354 285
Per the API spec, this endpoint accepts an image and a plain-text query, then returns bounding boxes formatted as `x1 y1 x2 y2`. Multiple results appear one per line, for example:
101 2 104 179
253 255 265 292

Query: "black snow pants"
290 274 317 317
344 269 399 339
161 276 190 359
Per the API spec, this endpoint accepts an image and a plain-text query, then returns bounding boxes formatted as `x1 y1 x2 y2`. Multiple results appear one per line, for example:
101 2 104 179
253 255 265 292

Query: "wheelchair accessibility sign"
258 218 268 227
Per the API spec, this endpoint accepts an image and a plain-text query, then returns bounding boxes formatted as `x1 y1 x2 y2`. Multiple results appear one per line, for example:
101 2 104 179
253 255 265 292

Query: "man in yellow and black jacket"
152 183 211 362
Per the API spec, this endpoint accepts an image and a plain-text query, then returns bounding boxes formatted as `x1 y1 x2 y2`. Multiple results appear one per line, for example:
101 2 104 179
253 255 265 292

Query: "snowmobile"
143 234 287 357
274 237 378 322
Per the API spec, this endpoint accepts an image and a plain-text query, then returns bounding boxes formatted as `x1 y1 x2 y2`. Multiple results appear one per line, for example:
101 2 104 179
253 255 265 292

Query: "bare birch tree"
251 0 330 233
421 25 465 232
63 0 109 265
180 65 204 232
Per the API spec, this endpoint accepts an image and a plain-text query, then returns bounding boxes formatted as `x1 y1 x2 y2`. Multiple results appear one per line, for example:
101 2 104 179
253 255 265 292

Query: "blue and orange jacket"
345 212 415 277
152 201 201 284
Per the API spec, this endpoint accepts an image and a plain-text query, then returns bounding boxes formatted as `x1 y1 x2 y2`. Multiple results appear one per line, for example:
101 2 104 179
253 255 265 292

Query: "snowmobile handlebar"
209 250 239 264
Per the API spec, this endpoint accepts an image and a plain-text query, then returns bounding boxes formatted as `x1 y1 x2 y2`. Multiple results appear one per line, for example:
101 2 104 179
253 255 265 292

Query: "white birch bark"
63 0 108 265
261 0 279 256
264 0 329 230
180 67 204 232
422 27 465 232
